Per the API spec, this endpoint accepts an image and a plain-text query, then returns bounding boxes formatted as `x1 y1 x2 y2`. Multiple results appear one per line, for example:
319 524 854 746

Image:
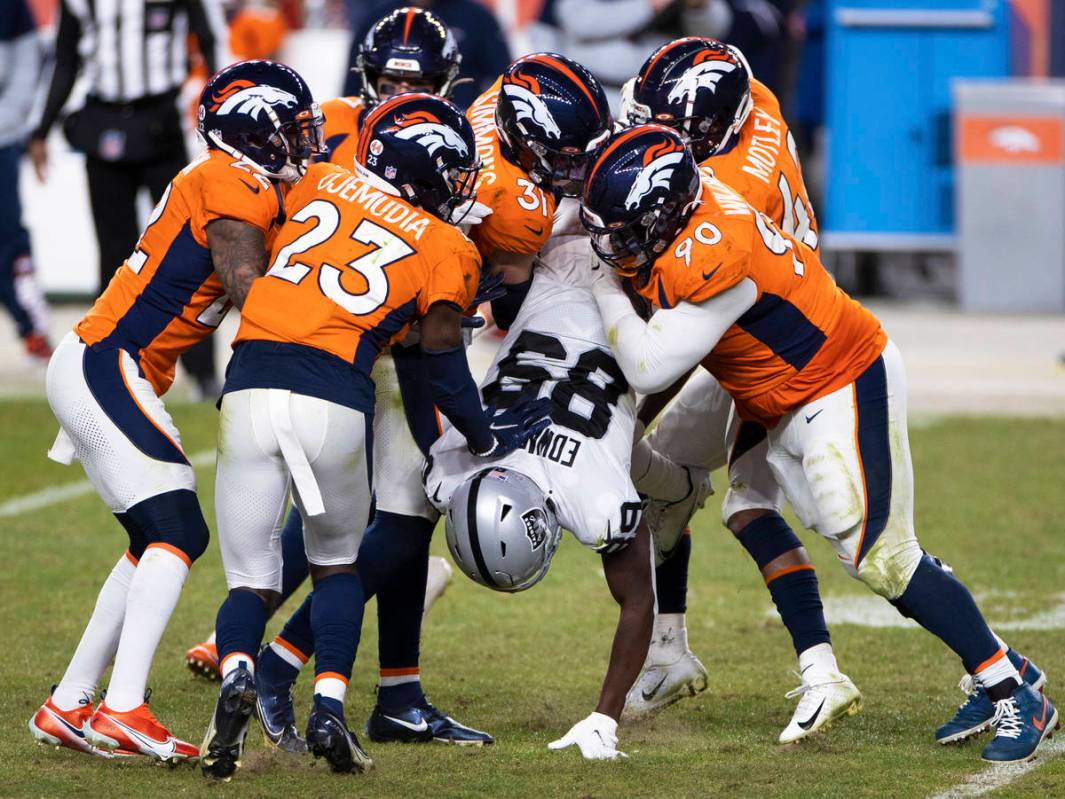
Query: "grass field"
1 398 1063 798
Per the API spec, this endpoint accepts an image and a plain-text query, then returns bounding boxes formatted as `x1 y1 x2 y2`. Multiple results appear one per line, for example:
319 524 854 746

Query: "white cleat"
626 650 709 716
779 670 862 744
423 556 453 615
644 467 712 564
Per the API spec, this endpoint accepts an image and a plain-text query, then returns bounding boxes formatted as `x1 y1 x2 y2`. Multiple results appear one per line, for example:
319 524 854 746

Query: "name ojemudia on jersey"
523 426 582 469
316 171 432 240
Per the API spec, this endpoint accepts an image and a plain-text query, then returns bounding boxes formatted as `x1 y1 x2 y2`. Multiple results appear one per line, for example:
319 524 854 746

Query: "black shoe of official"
306 698 373 774
200 666 257 781
367 697 494 746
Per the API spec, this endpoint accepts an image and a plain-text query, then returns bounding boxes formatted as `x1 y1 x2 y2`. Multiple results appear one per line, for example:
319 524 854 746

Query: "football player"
248 51 614 750
27 60 322 763
184 6 492 751
424 198 653 762
199 93 550 779
581 125 1057 764
615 37 856 740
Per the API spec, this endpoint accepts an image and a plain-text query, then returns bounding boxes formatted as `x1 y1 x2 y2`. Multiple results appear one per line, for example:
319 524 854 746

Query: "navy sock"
654 533 690 614
275 593 314 661
766 567 831 657
356 511 433 710
314 695 345 718
310 571 365 682
896 554 1000 673
258 643 299 684
215 589 268 669
279 508 309 604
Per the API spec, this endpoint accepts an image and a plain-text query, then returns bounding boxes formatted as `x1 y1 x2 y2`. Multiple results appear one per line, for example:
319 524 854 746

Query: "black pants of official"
85 148 216 384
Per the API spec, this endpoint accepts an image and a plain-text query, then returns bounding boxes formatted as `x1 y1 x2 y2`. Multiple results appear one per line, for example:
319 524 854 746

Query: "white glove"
455 200 494 231
548 712 627 760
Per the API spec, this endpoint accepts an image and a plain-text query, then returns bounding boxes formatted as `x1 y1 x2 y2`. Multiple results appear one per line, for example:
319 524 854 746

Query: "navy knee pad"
125 489 210 563
735 513 803 569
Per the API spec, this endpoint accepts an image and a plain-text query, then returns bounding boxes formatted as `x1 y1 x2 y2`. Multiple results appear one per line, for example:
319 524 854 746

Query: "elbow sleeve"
490 278 531 332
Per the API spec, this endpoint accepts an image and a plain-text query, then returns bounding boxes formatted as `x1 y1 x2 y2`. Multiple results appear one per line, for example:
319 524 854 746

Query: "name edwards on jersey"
315 170 434 240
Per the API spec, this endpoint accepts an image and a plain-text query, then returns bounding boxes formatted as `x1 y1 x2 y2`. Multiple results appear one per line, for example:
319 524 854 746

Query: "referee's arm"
186 0 227 76
29 0 81 179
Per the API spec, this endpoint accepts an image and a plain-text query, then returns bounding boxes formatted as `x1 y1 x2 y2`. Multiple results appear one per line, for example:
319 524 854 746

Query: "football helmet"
355 92 479 223
198 59 325 182
495 52 612 197
622 38 752 162
581 125 701 277
356 7 461 107
444 468 562 592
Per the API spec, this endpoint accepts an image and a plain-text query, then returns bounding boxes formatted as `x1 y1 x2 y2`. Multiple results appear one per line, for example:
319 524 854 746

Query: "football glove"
455 200 494 231
548 712 627 760
469 397 552 458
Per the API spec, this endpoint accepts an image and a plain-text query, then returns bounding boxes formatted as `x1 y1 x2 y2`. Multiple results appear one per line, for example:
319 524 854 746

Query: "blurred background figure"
343 0 511 108
28 0 226 398
229 0 289 60
0 0 53 364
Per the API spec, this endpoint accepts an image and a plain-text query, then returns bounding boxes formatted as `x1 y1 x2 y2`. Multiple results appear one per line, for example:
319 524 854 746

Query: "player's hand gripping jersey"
466 77 557 258
426 201 641 553
319 96 366 170
640 170 885 427
75 149 285 395
230 165 481 412
706 79 818 250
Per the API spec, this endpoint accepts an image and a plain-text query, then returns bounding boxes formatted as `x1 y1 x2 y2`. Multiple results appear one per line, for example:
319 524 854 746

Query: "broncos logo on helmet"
666 57 738 108
390 111 469 157
502 73 562 140
215 85 299 120
625 137 687 209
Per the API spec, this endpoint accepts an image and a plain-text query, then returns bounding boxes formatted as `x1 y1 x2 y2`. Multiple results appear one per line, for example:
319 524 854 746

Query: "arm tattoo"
206 219 268 310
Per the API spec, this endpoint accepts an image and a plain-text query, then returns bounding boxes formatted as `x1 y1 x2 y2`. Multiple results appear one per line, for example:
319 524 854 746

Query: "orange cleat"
86 702 199 763
24 332 53 362
185 640 221 681
28 693 137 759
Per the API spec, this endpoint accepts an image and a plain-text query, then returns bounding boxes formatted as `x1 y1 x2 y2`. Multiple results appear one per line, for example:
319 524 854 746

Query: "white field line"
0 449 215 518
927 737 1065 799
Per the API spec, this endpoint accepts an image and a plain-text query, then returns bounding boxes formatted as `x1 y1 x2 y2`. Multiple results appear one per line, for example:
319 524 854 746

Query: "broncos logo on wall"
388 111 469 157
208 79 299 120
624 136 686 210
502 72 562 140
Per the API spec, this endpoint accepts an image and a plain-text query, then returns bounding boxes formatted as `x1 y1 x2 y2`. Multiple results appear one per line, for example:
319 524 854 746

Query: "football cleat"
423 555 453 615
86 700 198 762
625 650 709 716
936 650 1046 744
307 697 373 773
200 666 257 780
185 639 221 681
28 693 98 755
255 650 306 754
24 332 53 363
366 698 494 746
779 671 862 744
981 684 1059 763
643 466 712 566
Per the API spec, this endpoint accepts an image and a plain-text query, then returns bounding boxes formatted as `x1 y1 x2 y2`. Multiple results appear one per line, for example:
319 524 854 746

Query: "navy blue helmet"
356 7 462 107
355 93 479 223
622 38 752 162
581 125 701 277
495 52 612 197
198 59 324 181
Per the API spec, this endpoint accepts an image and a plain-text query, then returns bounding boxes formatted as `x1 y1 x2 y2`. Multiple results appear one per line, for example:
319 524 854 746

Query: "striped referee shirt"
34 0 225 137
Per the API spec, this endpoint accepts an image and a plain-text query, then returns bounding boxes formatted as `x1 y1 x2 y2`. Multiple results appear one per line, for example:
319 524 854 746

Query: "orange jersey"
703 80 818 251
76 149 284 395
231 165 481 410
466 77 556 259
320 96 366 171
639 171 885 426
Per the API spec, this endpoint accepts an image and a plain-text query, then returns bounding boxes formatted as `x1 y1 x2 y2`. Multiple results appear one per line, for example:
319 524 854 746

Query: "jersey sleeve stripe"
735 292 827 372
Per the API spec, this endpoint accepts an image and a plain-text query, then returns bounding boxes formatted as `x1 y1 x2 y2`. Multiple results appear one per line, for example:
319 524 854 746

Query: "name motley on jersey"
316 171 432 239
740 107 782 185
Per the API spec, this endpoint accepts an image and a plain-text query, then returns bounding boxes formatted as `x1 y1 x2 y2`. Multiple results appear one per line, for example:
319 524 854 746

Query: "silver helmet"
444 468 562 592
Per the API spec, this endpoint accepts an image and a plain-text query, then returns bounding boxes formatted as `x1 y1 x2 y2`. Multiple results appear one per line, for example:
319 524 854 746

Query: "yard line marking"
927 737 1065 798
0 449 215 518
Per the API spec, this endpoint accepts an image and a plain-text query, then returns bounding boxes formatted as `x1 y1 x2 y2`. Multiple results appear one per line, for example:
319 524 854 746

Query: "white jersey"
426 201 642 551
